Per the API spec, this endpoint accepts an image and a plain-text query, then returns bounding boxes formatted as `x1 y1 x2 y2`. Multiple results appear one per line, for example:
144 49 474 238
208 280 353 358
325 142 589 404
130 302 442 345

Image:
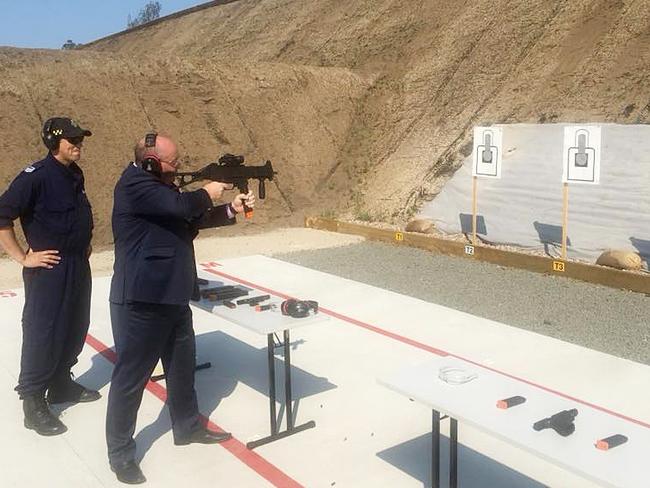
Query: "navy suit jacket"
110 163 235 305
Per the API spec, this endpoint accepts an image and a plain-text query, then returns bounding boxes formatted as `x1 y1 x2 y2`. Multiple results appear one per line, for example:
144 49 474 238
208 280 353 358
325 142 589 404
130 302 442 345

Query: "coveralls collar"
45 153 82 180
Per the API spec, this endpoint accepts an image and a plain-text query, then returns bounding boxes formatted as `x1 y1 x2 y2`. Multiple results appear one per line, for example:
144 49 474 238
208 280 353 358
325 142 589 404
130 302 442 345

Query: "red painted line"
318 307 449 357
203 267 449 357
85 334 117 363
84 333 303 488
448 353 650 429
202 266 650 430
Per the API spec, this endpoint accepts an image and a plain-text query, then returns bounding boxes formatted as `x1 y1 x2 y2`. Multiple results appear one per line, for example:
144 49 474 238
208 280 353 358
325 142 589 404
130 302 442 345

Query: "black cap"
41 117 92 151
43 117 92 139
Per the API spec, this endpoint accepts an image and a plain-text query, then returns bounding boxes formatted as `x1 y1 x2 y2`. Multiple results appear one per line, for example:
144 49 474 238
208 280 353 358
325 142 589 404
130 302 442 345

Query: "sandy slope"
86 0 650 220
2 0 649 248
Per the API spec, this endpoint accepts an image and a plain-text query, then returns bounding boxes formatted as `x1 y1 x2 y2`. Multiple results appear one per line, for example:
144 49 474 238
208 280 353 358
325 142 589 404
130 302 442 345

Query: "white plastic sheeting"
418 124 650 266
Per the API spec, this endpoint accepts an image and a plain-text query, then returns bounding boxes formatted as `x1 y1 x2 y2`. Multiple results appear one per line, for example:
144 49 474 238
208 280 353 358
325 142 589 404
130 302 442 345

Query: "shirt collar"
44 153 83 180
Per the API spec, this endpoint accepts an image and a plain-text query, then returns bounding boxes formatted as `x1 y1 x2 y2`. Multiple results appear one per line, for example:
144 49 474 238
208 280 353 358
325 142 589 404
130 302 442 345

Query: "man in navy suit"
106 133 255 484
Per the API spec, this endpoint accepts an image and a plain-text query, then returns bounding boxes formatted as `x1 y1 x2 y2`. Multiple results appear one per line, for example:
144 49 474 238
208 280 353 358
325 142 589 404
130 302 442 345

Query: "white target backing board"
472 127 503 178
562 126 601 184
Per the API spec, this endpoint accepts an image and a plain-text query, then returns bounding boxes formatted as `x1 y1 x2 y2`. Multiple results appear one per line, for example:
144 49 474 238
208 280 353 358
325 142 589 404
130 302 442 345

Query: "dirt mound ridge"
0 48 366 247
85 0 650 220
2 0 649 248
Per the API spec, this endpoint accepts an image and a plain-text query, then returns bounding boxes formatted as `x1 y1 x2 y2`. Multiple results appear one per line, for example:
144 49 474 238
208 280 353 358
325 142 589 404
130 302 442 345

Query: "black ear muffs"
141 132 161 175
41 119 59 151
281 299 319 318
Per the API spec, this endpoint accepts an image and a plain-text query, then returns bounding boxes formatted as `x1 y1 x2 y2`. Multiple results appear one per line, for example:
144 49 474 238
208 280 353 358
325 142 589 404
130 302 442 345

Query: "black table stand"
431 409 458 488
246 329 316 449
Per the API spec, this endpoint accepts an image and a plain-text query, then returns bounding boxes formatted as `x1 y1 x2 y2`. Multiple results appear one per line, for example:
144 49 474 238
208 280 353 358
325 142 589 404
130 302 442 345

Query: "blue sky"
0 1 207 49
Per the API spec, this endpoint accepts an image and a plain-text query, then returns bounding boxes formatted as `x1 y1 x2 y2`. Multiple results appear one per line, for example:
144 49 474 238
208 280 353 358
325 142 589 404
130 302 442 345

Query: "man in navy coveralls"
106 133 255 484
0 117 101 437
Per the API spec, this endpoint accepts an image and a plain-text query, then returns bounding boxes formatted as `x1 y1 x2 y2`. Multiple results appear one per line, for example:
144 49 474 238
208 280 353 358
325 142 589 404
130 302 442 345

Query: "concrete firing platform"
1 254 649 487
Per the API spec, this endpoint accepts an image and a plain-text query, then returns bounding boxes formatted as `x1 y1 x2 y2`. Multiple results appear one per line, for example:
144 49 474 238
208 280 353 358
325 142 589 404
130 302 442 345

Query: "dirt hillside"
1 0 649 248
0 48 366 247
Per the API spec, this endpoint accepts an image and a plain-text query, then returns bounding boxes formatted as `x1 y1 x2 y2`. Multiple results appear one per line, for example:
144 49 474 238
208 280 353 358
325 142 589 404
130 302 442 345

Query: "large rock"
596 250 643 271
405 219 435 234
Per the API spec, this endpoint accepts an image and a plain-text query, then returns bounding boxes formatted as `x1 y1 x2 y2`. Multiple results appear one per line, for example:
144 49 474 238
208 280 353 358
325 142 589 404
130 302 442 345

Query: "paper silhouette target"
473 127 503 178
563 126 601 184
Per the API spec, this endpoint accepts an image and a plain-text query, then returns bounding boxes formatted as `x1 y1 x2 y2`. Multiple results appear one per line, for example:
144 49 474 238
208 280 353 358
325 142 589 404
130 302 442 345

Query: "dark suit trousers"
106 301 200 466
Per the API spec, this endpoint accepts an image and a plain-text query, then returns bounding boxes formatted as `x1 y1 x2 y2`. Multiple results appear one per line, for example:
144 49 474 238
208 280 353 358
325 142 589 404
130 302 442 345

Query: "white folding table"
193 276 328 449
379 355 650 488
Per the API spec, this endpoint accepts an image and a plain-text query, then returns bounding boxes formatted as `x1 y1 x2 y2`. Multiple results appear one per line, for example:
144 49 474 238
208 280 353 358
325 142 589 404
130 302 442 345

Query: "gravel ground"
274 241 650 365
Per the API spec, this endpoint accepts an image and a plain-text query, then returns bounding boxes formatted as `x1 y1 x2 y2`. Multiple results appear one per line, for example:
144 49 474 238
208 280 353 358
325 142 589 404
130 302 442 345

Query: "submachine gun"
175 154 276 218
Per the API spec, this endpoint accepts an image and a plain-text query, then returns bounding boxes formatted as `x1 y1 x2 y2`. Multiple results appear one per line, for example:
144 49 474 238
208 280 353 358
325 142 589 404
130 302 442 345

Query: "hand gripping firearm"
175 154 276 218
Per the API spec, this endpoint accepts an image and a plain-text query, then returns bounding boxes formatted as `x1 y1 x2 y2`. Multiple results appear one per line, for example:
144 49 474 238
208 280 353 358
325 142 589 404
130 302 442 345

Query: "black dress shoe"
174 426 232 445
47 378 101 404
111 460 146 485
23 394 67 436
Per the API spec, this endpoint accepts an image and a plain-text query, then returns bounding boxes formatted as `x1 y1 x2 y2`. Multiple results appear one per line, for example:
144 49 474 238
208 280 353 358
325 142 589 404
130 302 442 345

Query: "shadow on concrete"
133 329 335 461
51 351 114 416
64 281 336 464
377 432 545 488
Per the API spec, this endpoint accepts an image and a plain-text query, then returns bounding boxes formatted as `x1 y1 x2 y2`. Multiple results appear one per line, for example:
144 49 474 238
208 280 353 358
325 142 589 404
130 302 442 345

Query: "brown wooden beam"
304 217 650 295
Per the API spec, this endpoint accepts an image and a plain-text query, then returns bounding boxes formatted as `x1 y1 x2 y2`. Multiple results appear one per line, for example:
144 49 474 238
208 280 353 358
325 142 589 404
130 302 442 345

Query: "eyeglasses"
64 136 84 145
160 158 181 168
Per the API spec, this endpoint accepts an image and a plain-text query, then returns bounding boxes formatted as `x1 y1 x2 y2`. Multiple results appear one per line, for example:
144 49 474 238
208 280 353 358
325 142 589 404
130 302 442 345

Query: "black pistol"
533 409 578 437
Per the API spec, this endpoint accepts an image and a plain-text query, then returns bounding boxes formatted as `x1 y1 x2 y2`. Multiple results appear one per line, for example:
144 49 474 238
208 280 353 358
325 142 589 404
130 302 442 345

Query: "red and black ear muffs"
141 132 162 176
42 118 60 151
281 299 319 318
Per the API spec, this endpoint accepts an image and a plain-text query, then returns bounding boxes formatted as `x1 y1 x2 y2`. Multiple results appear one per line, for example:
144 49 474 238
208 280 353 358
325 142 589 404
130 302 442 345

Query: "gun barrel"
175 158 276 190
533 418 550 431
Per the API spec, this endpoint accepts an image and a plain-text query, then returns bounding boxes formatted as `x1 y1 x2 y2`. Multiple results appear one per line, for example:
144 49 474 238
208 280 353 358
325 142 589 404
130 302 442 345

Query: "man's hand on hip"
22 249 61 269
